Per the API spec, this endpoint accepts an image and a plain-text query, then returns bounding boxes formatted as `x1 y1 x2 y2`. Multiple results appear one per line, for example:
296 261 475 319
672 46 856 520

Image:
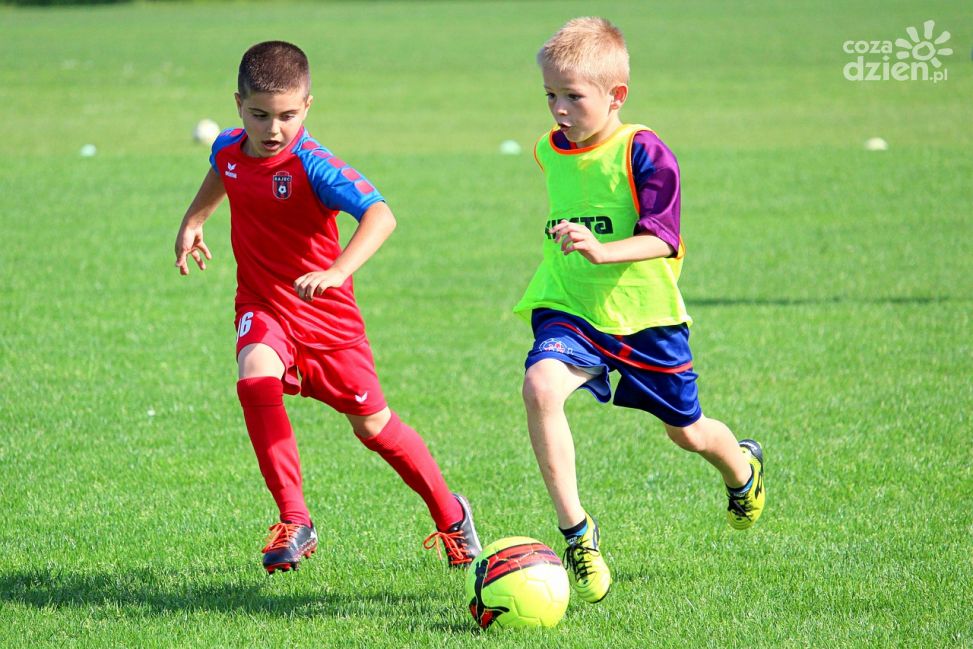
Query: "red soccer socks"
358 410 463 530
237 377 311 528
238 379 461 534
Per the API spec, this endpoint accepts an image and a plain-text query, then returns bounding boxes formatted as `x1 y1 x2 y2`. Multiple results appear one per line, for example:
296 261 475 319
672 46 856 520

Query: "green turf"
1 1 971 647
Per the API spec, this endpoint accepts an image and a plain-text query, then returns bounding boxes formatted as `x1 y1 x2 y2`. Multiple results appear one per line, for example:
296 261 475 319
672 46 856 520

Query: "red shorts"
235 306 387 416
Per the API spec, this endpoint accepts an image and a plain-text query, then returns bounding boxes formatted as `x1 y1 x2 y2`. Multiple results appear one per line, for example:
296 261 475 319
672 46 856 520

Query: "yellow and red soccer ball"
465 536 570 630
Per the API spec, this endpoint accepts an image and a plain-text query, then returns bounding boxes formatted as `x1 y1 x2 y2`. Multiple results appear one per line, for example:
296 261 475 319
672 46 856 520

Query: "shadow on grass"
3 0 130 5
690 295 957 307
0 566 451 622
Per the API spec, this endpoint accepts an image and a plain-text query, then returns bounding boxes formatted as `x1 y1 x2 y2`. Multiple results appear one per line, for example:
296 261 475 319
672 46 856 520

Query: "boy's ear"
610 84 629 110
234 92 243 114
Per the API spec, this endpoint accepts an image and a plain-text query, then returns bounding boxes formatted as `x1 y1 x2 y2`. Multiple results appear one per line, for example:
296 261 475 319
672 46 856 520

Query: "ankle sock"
560 516 589 541
727 466 755 497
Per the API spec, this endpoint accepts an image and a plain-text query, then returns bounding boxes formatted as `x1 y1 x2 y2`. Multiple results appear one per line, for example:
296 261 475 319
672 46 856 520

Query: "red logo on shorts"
273 172 292 200
540 338 569 354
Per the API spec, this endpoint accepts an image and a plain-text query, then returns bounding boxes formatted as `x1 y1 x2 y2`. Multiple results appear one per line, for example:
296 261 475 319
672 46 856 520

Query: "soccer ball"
465 536 570 630
193 118 221 146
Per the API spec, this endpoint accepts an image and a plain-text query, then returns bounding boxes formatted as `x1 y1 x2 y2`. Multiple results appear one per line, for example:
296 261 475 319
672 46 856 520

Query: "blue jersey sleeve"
294 135 385 221
209 128 246 172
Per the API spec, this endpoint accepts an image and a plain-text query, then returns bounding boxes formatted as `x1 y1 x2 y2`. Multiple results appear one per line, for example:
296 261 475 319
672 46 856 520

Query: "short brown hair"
537 17 629 90
238 41 310 98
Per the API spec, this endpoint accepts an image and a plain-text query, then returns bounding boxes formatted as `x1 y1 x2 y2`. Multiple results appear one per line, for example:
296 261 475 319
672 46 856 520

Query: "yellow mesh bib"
513 124 691 334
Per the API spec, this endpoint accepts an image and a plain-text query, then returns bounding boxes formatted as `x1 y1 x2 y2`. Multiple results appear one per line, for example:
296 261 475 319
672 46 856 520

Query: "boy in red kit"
173 41 480 573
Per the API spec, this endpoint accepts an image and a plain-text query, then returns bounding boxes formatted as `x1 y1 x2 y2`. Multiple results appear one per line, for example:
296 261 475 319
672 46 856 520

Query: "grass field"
1 1 971 647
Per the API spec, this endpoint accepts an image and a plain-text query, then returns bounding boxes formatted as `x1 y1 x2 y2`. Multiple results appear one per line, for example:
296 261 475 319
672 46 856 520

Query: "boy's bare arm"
174 168 226 275
550 219 674 264
293 201 396 302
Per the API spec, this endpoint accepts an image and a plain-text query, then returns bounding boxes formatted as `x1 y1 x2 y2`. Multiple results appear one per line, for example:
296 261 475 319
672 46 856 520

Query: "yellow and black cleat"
727 439 766 530
563 513 612 603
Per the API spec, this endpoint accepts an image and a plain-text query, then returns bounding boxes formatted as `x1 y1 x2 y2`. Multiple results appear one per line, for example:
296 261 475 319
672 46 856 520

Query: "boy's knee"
665 420 706 453
522 368 564 411
349 407 392 440
523 360 591 412
237 343 285 380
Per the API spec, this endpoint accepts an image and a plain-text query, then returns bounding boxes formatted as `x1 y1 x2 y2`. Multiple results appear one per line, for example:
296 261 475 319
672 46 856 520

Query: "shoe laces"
262 522 303 552
563 540 599 581
727 490 755 519
423 528 472 565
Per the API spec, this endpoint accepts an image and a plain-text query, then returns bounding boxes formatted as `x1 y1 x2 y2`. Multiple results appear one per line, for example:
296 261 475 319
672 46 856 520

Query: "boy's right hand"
174 224 212 275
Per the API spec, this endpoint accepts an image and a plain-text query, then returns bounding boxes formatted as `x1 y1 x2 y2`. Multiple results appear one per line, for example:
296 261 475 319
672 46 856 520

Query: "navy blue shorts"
525 309 702 427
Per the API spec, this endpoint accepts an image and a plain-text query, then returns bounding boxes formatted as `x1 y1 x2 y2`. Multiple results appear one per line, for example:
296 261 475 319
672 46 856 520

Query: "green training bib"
513 124 691 334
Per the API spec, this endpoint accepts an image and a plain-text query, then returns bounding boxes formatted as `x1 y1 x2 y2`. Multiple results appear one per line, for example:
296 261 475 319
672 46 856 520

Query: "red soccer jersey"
210 127 385 349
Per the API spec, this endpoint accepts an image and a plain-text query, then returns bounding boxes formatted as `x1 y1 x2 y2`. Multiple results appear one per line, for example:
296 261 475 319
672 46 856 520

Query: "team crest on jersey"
272 172 293 200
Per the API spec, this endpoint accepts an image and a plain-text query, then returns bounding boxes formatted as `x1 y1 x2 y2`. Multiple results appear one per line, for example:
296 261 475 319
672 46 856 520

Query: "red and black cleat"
423 493 482 568
262 522 318 574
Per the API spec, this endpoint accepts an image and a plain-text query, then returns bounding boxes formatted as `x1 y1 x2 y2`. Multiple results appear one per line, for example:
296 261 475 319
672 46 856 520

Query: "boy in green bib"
513 17 766 604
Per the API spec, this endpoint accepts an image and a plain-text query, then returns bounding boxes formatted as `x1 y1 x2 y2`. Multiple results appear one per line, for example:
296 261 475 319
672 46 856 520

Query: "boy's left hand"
293 269 349 302
550 220 606 264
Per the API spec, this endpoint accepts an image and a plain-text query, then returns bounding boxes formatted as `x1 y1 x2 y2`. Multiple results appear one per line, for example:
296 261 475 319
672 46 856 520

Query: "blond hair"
537 17 630 90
